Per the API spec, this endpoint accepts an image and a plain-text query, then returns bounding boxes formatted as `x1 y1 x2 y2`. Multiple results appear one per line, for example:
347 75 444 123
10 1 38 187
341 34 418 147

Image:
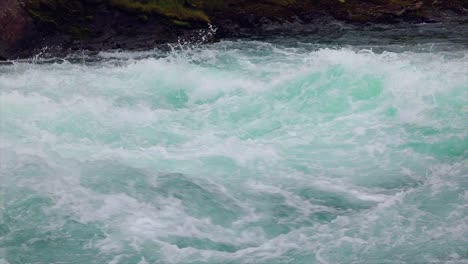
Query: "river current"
1 23 467 263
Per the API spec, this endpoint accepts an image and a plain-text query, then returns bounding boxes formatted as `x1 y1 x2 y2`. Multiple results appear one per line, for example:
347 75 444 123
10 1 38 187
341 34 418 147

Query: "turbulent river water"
1 23 467 264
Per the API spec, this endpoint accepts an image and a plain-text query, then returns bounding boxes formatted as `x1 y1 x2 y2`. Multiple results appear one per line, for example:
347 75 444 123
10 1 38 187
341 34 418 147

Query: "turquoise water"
1 33 468 263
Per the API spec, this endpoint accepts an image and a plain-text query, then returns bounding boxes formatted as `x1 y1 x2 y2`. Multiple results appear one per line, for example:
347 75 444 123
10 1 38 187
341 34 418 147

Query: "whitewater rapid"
1 38 467 263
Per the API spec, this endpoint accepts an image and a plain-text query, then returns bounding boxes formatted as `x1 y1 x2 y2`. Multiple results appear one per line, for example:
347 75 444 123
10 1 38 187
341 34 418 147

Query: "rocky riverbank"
1 0 467 60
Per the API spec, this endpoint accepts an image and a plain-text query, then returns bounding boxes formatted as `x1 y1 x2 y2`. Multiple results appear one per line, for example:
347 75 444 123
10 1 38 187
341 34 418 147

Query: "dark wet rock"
0 0 467 60
0 0 37 59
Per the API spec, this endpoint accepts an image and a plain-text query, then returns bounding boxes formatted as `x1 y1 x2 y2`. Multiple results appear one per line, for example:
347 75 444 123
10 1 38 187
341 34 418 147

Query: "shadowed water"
1 24 467 263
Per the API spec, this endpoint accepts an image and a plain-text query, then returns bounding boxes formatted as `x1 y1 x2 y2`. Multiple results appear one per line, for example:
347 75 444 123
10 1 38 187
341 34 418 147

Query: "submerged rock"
0 0 467 59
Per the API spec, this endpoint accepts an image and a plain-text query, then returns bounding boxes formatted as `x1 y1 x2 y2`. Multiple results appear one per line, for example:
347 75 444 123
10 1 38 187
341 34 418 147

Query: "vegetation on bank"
1 0 465 59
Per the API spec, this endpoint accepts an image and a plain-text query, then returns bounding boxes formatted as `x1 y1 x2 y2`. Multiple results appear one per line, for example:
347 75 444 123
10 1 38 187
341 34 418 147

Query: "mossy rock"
109 0 211 22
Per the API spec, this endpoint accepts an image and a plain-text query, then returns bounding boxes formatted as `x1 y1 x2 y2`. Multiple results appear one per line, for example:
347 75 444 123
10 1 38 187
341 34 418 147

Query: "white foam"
1 41 467 263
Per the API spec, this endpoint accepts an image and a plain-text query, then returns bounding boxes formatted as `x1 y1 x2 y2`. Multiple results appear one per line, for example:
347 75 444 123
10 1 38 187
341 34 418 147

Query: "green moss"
109 0 211 23
24 0 211 27
191 0 297 10
173 19 191 26
27 8 58 25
